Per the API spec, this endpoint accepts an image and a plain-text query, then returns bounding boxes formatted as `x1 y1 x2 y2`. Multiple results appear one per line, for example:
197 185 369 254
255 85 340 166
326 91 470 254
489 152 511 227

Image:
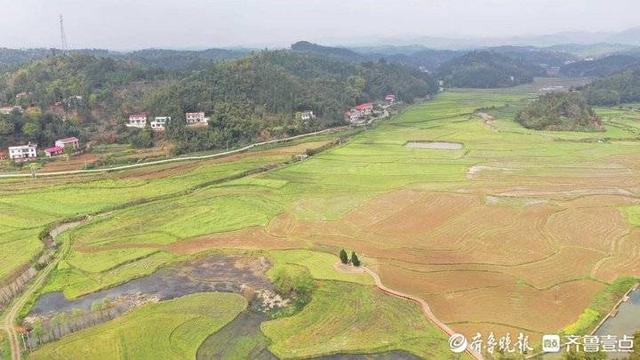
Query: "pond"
30 255 272 316
595 288 640 359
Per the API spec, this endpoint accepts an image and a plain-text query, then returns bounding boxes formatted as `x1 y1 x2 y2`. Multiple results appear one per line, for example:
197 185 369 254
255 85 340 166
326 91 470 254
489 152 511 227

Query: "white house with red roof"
127 113 148 128
354 102 374 115
385 94 396 104
44 146 64 158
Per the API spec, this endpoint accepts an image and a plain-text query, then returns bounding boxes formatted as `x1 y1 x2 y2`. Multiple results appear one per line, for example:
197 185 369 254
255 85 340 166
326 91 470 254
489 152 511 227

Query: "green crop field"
5 78 640 359
29 293 247 360
0 135 339 286
261 281 455 359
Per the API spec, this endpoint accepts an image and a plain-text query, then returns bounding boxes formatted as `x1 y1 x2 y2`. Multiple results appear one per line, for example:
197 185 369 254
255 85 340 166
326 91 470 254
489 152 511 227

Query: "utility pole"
59 14 68 54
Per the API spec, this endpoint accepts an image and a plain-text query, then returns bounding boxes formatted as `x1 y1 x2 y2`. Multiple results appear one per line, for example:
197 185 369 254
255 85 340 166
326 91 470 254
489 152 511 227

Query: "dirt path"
0 220 85 360
359 267 483 360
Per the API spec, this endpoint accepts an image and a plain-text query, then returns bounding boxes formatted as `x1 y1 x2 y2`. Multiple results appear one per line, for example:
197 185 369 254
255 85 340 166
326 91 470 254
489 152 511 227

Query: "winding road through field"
0 220 85 360
362 267 484 360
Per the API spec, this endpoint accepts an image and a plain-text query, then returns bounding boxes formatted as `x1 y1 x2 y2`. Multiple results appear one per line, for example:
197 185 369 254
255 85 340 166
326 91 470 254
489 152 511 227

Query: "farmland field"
28 292 247 360
4 78 640 359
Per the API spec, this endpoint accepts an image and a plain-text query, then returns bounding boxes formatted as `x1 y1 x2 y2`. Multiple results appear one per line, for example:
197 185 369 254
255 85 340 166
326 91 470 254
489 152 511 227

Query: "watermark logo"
542 334 561 352
449 333 468 353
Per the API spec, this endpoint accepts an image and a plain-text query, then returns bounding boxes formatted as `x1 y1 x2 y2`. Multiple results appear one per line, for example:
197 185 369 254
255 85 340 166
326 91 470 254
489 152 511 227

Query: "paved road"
0 126 350 179
363 267 484 360
0 109 391 179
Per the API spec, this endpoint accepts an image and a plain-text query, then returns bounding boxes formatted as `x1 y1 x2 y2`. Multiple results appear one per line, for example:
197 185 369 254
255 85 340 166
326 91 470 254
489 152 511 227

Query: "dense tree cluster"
0 109 79 148
515 92 602 131
581 67 640 105
437 51 544 88
561 55 640 77
0 51 436 153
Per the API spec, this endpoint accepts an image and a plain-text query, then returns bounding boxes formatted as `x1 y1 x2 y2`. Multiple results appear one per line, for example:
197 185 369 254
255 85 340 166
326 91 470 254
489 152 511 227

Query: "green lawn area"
268 250 374 285
29 293 247 360
261 281 456 359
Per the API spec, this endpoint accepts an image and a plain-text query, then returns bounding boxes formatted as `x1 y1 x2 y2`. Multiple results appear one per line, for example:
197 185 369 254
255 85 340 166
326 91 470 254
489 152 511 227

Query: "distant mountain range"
348 26 640 50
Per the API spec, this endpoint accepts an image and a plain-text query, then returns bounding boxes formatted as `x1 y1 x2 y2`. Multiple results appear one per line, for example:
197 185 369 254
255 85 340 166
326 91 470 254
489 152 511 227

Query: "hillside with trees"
561 55 640 77
580 67 640 105
489 46 576 67
291 41 366 63
0 50 436 153
515 92 602 131
148 50 437 153
437 51 544 88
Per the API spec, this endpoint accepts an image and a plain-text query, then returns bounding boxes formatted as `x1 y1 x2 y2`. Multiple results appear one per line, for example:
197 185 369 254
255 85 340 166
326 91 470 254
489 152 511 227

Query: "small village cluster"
345 94 396 124
1 93 398 163
125 112 209 130
6 137 80 162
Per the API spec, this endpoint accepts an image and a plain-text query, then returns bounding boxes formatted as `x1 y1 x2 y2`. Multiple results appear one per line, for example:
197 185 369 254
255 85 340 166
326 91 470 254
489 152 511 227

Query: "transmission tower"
59 14 68 54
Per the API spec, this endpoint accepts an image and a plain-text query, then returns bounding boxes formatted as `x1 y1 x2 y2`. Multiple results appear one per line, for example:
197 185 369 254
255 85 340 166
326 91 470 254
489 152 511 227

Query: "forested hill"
291 41 366 63
0 48 249 72
580 66 640 105
0 50 436 152
516 92 602 131
561 55 640 77
436 51 544 88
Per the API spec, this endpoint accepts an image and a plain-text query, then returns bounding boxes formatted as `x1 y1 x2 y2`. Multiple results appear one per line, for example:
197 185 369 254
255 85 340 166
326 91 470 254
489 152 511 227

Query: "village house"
127 113 148 128
150 116 170 130
344 109 363 124
0 151 7 161
385 94 396 104
355 102 374 116
44 146 64 158
55 137 80 150
8 143 37 162
297 110 315 121
186 112 208 126
15 92 32 100
0 105 22 115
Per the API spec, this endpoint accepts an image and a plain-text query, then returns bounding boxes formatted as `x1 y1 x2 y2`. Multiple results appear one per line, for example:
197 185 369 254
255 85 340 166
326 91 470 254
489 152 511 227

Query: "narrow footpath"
362 267 484 360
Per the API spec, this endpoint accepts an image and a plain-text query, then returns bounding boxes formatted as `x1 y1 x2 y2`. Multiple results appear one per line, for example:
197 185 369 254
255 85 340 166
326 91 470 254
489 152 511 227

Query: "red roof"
355 103 373 111
45 146 64 154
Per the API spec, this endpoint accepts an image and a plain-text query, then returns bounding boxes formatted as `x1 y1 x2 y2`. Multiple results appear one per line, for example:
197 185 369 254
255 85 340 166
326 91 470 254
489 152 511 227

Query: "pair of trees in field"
339 249 361 267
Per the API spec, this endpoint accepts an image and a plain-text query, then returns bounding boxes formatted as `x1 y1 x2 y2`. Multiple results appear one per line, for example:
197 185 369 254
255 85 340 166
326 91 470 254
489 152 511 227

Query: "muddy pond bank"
29 255 271 317
22 255 273 349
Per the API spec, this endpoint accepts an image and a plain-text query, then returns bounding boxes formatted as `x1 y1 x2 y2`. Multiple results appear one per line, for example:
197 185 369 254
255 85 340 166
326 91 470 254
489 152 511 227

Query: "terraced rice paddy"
4 79 640 358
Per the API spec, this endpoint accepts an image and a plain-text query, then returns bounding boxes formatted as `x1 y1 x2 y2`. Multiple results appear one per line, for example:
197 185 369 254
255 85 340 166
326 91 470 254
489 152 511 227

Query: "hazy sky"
1 0 638 49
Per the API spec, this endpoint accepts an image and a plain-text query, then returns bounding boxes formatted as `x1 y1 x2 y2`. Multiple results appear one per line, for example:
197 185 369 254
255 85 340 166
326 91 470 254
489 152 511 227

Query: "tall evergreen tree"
351 252 361 267
339 249 349 264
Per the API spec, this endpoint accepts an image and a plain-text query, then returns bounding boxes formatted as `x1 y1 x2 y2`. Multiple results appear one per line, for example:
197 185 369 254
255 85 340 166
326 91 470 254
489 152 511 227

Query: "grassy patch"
261 281 453 359
29 292 247 360
268 250 374 285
